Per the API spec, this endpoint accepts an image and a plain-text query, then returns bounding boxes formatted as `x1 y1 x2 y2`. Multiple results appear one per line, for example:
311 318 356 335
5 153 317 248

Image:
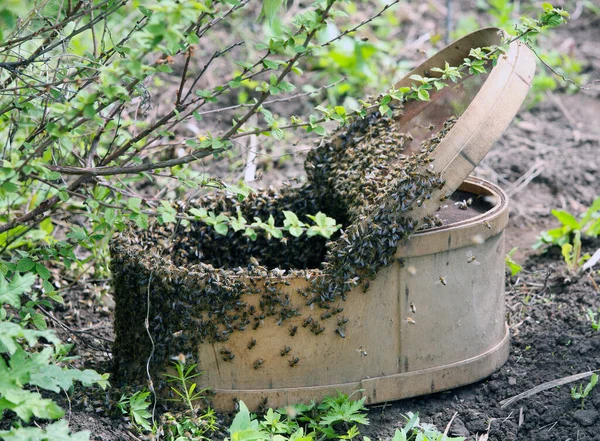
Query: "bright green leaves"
505 247 523 277
540 2 569 28
0 273 35 309
306 212 341 239
462 57 487 75
189 206 340 241
186 133 234 151
0 419 91 441
226 392 368 441
408 74 435 102
0 322 109 429
259 0 288 26
515 3 568 39
117 390 154 432
126 197 149 230
534 197 600 248
283 211 304 237
431 61 463 83
317 395 369 426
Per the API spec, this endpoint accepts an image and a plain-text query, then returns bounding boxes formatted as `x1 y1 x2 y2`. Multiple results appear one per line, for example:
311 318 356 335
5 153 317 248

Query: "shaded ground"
38 4 600 441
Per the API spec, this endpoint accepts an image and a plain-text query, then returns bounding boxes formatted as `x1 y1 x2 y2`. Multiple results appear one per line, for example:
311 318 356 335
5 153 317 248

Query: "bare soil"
39 5 600 441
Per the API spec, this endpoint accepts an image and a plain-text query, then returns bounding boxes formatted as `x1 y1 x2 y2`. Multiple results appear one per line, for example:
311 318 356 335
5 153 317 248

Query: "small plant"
535 198 600 273
118 360 217 439
364 412 465 441
571 373 598 410
535 197 600 248
505 247 524 276
561 230 591 274
117 390 155 433
586 308 600 331
225 392 368 440
0 322 109 440
162 359 217 441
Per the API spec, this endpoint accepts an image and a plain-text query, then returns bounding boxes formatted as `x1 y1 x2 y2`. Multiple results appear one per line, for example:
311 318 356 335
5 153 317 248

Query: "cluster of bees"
110 103 456 392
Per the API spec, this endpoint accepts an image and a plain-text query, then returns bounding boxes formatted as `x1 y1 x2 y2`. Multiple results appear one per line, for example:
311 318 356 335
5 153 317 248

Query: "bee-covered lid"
305 27 535 231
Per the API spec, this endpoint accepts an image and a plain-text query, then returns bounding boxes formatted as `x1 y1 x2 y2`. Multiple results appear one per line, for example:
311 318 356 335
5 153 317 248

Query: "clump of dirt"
109 107 453 391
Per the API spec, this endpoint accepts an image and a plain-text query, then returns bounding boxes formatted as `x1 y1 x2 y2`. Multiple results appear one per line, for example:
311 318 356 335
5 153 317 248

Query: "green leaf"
214 223 229 236
259 0 286 25
229 401 255 434
127 197 142 213
35 263 51 280
0 419 91 441
551 209 580 229
417 89 430 101
16 257 36 273
32 314 47 330
0 273 36 309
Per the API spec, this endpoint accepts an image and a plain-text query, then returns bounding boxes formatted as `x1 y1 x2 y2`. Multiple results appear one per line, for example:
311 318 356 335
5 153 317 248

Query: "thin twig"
500 370 600 408
527 43 600 90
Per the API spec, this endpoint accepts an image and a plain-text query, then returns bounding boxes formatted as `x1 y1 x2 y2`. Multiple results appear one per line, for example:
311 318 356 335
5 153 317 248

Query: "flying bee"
409 302 416 314
467 251 481 265
289 325 298 337
407 265 417 276
483 220 492 230
439 275 447 286
280 346 291 356
254 169 263 181
253 358 264 369
356 346 368 357
471 234 485 244
288 357 299 367
405 317 416 324
247 338 257 350
335 327 346 338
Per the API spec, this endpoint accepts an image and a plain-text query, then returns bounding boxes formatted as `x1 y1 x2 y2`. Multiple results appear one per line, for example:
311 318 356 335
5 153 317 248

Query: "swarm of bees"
110 105 458 394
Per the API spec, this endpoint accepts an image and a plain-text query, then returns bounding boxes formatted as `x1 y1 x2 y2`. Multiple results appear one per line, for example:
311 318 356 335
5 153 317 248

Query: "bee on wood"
253 358 264 369
302 317 313 328
335 327 346 338
280 346 291 356
289 325 298 337
247 338 257 350
288 357 299 367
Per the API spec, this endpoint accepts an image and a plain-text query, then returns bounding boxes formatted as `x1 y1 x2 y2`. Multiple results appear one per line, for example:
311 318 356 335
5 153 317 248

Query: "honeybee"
467 251 481 265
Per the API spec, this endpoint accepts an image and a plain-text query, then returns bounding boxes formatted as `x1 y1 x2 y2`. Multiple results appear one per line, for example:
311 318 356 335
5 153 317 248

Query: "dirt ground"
40 3 600 441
